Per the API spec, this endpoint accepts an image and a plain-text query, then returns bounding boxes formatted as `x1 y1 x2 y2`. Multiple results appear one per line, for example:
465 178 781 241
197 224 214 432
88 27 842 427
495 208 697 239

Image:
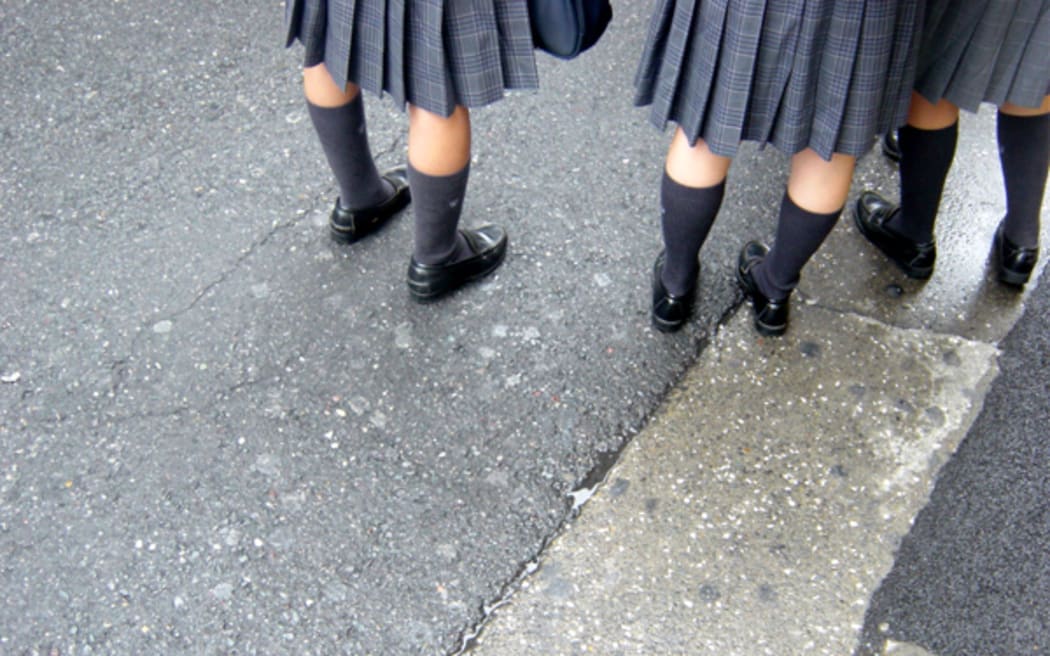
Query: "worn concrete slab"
857 266 1050 656
471 304 998 655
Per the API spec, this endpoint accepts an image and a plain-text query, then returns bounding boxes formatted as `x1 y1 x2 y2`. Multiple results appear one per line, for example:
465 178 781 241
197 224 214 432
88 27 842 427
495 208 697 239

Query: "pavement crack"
104 405 193 426
168 214 304 322
108 358 130 399
223 376 267 397
804 298 999 346
105 204 318 410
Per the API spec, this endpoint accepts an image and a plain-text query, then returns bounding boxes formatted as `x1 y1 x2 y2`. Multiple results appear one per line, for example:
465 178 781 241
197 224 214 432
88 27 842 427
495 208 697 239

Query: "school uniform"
856 0 1050 289
285 0 540 117
915 0 1050 112
639 1 927 336
634 0 925 160
287 0 535 300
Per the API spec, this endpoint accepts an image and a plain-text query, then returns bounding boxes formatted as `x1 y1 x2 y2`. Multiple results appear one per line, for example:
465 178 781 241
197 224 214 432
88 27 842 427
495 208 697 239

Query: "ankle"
660 261 698 297
752 261 790 302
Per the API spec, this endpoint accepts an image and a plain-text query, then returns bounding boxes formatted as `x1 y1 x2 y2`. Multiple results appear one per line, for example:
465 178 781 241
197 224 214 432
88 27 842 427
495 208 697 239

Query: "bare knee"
907 92 960 129
1000 96 1050 117
407 104 472 175
786 149 856 214
664 128 732 188
303 64 360 107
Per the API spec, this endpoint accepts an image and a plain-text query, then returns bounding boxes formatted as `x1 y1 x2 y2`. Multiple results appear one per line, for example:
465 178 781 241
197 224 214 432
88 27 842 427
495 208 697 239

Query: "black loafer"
407 225 508 301
993 220 1039 287
651 252 696 333
882 130 901 163
329 166 411 243
853 190 935 279
736 241 789 337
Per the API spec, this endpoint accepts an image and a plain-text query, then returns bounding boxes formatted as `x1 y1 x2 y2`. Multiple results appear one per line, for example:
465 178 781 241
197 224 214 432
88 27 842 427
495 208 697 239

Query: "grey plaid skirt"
285 0 539 117
915 0 1050 112
634 0 923 160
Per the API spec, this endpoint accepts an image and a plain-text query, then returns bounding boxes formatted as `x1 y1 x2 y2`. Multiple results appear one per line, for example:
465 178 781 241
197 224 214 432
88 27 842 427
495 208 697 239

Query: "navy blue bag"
529 0 613 59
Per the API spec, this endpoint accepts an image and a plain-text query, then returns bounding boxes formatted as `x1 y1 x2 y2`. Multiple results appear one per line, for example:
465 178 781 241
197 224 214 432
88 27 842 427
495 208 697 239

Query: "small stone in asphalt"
757 583 778 603
394 322 413 349
212 583 234 601
799 341 821 358
923 406 946 427
608 478 630 497
698 583 721 603
942 349 962 366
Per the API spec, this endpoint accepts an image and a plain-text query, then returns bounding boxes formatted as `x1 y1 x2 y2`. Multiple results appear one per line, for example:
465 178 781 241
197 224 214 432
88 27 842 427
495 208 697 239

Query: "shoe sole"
851 204 934 280
994 249 1032 287
651 313 685 333
997 268 1031 287
753 317 786 337
329 223 362 244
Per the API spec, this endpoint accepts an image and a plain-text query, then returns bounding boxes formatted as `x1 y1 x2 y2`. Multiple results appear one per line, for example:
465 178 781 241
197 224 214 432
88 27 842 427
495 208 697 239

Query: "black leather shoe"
993 220 1039 287
882 130 901 163
736 241 789 337
329 166 411 243
651 252 696 333
407 225 508 301
853 191 935 279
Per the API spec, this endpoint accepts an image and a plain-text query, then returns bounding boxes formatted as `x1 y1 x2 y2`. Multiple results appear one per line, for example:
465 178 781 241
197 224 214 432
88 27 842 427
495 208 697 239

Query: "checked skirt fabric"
634 0 924 160
286 0 539 116
915 0 1050 112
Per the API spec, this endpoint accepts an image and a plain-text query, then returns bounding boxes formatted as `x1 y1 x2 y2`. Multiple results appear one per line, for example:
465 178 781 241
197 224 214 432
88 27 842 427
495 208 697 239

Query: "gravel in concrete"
471 305 998 655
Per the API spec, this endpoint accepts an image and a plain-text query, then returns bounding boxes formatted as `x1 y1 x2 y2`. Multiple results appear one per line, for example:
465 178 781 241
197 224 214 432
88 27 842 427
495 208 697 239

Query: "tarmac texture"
858 263 1050 655
1 2 1047 655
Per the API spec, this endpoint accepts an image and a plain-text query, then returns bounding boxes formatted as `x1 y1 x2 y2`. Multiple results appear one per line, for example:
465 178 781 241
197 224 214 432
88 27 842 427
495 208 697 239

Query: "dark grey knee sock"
998 110 1049 247
409 162 472 265
754 192 842 299
659 172 726 296
307 94 390 210
887 122 958 243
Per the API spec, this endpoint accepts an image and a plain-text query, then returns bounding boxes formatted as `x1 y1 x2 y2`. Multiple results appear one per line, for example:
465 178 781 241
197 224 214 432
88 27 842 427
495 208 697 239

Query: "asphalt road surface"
2 2 1046 655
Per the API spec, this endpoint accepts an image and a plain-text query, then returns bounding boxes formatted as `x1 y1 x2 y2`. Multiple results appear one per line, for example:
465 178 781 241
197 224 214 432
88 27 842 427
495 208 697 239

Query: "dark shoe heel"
329 166 411 243
736 241 789 337
753 314 787 338
993 221 1038 288
650 252 696 333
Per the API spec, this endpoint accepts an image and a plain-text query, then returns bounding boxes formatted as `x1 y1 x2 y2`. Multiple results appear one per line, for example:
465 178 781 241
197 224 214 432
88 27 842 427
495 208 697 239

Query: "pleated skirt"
285 0 540 117
915 0 1050 112
634 0 924 160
